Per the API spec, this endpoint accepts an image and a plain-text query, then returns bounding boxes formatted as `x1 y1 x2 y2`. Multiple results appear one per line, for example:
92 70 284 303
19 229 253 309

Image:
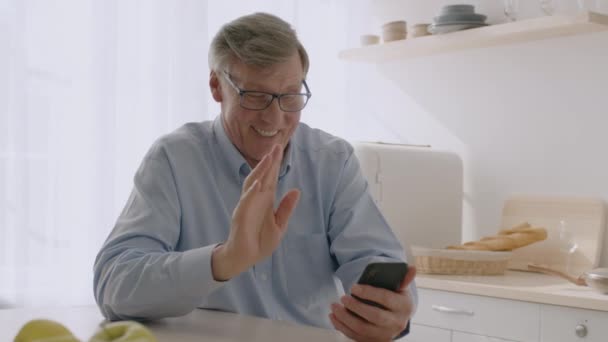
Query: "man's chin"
245 148 281 167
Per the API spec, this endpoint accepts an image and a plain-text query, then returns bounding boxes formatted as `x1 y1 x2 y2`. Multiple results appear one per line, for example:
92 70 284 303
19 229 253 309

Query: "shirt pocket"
283 232 336 309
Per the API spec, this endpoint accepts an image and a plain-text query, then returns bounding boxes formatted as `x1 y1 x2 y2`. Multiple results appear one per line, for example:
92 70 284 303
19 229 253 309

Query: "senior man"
94 12 416 341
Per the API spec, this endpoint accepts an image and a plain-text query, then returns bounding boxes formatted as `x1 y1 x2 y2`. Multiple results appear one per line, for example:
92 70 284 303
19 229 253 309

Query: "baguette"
498 222 531 235
446 223 547 251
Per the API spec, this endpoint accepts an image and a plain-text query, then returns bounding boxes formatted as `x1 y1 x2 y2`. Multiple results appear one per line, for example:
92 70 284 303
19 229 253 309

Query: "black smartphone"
352 262 409 309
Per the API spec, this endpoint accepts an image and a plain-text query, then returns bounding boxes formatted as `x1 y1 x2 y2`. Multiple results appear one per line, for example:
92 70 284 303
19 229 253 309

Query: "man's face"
210 53 305 167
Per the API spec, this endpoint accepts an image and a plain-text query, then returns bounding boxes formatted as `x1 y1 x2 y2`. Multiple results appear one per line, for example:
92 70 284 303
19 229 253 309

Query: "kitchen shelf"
338 11 608 63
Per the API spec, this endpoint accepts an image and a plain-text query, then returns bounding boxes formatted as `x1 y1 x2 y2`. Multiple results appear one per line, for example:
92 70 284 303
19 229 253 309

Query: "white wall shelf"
338 11 608 63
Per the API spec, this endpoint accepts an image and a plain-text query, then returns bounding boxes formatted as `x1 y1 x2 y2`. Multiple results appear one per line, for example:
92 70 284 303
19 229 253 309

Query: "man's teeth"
254 127 278 137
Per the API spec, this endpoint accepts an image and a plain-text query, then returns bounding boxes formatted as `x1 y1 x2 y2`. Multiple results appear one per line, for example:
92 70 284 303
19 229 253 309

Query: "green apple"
88 321 157 342
14 318 80 342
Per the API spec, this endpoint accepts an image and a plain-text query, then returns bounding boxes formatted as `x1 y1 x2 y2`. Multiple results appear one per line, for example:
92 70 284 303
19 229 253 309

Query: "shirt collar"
212 115 293 184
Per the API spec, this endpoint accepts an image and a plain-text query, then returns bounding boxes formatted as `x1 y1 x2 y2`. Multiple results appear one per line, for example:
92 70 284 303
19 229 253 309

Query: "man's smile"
253 126 279 137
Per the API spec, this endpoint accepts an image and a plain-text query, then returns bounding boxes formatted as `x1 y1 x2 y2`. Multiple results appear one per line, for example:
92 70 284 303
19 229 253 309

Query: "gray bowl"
440 4 475 15
434 13 487 24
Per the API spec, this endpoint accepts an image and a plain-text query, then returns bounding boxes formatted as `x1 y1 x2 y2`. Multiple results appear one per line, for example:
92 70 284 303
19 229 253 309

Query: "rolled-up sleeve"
93 145 225 321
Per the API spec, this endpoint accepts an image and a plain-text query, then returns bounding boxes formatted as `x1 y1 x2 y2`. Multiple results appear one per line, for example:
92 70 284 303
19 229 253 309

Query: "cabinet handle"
432 305 474 316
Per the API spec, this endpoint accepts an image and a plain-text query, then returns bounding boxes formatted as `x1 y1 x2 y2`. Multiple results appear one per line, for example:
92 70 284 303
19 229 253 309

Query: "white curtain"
0 0 366 308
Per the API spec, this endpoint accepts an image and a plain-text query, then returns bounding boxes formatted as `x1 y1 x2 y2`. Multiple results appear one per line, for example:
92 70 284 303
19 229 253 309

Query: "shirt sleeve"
93 145 225 321
327 148 418 318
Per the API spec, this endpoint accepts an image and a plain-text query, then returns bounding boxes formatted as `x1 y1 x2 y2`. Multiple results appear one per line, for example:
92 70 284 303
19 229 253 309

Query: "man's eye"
246 93 268 99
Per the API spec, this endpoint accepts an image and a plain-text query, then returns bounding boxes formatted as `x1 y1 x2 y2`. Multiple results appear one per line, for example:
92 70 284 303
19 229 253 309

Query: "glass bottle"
558 219 578 274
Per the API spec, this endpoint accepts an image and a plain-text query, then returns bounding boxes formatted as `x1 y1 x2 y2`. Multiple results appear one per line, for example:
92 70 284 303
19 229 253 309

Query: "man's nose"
260 97 284 122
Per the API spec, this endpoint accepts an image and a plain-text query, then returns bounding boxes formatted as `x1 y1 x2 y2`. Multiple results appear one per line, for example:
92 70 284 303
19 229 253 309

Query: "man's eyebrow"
240 81 304 93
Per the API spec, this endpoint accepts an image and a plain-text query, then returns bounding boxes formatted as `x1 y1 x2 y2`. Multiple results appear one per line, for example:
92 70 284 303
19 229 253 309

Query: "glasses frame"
222 70 312 112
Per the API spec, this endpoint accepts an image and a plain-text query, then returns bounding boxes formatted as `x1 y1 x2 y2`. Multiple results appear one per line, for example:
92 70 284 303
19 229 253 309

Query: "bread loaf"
498 222 531 235
446 222 547 251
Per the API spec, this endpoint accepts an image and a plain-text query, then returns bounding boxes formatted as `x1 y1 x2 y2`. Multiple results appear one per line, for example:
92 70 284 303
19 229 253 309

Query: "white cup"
383 31 407 42
360 34 380 46
409 23 430 38
382 20 407 42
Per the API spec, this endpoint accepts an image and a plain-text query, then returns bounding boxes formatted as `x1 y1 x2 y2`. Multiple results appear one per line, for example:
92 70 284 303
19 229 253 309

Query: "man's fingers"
398 266 417 292
330 303 386 340
352 284 405 313
243 152 272 191
275 189 300 230
241 179 260 201
329 313 360 341
261 145 282 190
340 295 397 328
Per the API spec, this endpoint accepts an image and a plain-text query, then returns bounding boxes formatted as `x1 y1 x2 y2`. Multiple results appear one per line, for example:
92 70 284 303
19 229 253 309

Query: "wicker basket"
412 246 512 275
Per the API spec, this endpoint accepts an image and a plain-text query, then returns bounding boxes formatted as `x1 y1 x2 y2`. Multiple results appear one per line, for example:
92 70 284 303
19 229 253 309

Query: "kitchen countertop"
0 306 346 342
416 270 608 311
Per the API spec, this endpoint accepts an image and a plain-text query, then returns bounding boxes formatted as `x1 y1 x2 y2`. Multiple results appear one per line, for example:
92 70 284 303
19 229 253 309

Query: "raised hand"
212 145 300 281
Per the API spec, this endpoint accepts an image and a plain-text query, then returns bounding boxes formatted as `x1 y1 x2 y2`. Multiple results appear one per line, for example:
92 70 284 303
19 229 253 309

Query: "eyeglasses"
222 71 312 112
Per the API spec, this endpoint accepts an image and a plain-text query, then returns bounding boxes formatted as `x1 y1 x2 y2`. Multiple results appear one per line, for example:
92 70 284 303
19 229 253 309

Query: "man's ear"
209 70 223 103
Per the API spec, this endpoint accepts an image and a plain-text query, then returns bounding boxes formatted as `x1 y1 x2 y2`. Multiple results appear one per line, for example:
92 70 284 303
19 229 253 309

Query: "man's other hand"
330 266 417 341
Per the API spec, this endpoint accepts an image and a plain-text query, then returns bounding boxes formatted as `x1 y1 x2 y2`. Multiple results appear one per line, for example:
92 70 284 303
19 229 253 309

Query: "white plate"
432 20 487 26
434 13 487 24
428 23 486 35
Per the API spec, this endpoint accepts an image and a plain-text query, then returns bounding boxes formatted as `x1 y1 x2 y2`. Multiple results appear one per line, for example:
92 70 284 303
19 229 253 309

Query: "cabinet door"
541 304 608 342
414 289 540 342
453 331 520 342
399 323 451 342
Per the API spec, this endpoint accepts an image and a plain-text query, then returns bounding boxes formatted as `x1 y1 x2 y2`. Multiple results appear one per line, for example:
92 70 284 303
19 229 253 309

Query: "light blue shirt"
93 116 416 329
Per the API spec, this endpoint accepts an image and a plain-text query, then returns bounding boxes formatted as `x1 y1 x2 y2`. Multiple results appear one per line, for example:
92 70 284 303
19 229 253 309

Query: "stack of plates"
428 4 487 35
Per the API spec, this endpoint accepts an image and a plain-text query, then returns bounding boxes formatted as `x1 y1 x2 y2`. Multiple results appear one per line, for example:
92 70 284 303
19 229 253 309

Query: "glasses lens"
279 94 309 112
241 92 273 110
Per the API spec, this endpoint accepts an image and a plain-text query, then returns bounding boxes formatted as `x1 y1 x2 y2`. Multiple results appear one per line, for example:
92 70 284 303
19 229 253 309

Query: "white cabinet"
412 288 608 342
414 288 539 342
400 323 451 342
452 331 518 342
540 305 608 342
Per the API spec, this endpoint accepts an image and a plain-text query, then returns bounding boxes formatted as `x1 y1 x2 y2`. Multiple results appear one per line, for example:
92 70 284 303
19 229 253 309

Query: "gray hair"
209 12 309 76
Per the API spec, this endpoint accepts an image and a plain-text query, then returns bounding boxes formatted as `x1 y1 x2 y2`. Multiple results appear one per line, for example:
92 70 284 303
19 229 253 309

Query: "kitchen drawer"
399 323 450 342
540 304 608 342
414 288 540 342
453 331 519 342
